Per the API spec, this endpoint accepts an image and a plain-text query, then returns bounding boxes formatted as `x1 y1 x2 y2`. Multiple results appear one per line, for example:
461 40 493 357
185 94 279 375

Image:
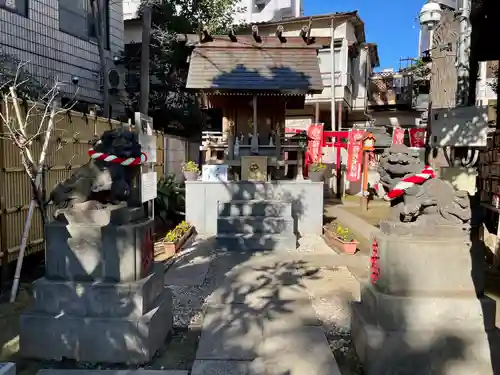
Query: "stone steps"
217 216 294 234
216 233 296 252
217 200 296 251
218 200 292 217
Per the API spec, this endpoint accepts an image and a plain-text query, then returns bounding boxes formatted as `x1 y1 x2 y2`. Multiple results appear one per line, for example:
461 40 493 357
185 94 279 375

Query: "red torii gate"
285 128 348 182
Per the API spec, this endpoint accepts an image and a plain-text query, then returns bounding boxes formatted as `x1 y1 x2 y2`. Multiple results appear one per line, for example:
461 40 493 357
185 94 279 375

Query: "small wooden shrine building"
177 26 329 180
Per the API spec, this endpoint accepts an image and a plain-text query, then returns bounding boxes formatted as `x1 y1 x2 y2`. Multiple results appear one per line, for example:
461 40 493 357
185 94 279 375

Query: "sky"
303 0 425 71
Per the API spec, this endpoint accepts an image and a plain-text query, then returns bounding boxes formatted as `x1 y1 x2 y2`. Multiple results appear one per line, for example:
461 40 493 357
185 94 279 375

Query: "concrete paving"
178 236 362 375
37 371 188 375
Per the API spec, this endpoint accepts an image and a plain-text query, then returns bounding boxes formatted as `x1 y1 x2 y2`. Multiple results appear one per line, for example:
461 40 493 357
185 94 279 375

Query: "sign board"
141 171 157 203
285 117 313 133
202 165 228 182
139 133 157 163
322 147 336 164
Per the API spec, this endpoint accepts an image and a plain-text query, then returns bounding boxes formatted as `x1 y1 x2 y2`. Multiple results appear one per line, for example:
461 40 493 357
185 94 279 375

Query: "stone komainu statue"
378 145 471 225
49 129 143 210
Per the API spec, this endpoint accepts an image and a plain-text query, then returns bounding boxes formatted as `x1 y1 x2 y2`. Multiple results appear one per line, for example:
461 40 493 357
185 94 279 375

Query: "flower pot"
308 170 324 182
163 225 195 254
184 171 199 181
324 230 358 255
332 236 358 254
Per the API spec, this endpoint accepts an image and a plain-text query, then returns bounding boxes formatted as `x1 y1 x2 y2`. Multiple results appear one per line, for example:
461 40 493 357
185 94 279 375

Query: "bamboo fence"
0 101 165 266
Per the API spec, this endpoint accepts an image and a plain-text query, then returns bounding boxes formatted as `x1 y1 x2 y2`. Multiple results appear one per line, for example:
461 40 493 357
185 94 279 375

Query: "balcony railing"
368 73 413 108
320 72 342 87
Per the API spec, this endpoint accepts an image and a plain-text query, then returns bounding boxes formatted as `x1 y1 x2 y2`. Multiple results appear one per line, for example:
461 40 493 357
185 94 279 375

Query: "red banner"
409 128 426 148
306 123 324 164
346 129 365 182
392 127 405 145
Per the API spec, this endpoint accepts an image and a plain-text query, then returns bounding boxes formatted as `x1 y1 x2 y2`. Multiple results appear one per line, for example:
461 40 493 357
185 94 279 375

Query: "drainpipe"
330 18 336 130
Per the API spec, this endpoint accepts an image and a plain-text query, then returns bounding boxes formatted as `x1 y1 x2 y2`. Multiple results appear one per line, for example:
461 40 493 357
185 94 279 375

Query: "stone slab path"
166 236 364 375
37 371 188 375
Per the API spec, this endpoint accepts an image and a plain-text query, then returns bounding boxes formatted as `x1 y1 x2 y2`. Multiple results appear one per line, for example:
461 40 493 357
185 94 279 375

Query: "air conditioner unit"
99 68 124 91
430 106 490 147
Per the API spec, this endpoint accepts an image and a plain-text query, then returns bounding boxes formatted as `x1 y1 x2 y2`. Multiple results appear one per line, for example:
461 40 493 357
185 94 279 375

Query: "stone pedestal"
19 205 173 364
352 220 497 375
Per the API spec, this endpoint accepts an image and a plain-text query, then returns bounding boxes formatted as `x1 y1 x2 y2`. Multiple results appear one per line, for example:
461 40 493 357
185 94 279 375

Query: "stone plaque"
241 156 268 181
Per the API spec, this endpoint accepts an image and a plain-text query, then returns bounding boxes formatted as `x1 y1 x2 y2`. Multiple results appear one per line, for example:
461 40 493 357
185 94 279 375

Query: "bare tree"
0 62 78 302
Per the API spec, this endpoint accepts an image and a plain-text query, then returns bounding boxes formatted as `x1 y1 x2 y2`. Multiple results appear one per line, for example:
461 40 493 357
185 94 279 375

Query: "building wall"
124 0 301 26
351 47 372 111
369 111 422 128
124 18 142 43
0 0 124 110
476 60 498 106
257 19 348 38
238 0 303 24
258 19 358 110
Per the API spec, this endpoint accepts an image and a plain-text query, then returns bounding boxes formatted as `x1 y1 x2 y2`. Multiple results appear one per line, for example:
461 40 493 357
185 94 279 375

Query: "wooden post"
496 62 500 130
139 6 152 114
338 101 342 130
251 95 258 154
360 150 369 211
315 102 320 123
296 149 304 180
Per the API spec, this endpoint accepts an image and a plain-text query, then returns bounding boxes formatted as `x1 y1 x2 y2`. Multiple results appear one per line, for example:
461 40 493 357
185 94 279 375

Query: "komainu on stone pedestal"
378 144 471 227
19 129 172 364
351 145 496 375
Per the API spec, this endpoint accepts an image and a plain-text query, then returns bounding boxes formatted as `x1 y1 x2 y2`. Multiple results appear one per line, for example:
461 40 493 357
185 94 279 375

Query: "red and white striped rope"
88 148 147 166
384 166 435 201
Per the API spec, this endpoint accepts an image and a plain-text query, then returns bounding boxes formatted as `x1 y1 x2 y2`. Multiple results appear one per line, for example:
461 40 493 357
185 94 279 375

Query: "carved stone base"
20 286 172 364
352 221 496 374
352 295 496 375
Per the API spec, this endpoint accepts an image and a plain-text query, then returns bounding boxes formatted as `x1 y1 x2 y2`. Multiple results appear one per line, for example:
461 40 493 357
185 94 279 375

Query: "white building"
0 0 125 116
237 0 303 24
247 12 380 131
123 0 302 37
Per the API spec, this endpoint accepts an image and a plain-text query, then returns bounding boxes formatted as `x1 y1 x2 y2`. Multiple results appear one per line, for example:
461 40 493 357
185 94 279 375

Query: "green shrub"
310 163 327 172
164 220 191 243
182 161 199 172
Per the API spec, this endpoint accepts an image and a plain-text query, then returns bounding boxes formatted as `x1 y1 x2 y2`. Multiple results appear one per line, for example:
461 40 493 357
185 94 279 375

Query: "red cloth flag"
392 127 405 145
346 129 365 182
409 128 426 148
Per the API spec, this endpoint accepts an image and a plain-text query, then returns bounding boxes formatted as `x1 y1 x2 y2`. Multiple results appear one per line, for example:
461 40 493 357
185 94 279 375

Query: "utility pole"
140 5 152 114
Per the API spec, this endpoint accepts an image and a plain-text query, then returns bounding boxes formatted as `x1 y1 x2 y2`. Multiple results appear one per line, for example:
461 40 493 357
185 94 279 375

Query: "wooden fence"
0 101 165 266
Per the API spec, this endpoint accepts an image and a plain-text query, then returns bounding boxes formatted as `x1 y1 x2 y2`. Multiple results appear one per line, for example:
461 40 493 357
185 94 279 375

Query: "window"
59 0 109 49
253 0 268 13
0 0 28 17
486 61 498 79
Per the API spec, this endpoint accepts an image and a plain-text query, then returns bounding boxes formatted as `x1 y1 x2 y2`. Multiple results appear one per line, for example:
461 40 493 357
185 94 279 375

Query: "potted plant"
328 224 358 254
162 221 195 256
182 161 199 181
309 162 326 182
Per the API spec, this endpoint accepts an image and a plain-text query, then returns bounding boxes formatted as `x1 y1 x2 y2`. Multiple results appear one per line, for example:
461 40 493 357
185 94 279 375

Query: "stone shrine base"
351 220 497 375
352 285 496 375
20 270 173 364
